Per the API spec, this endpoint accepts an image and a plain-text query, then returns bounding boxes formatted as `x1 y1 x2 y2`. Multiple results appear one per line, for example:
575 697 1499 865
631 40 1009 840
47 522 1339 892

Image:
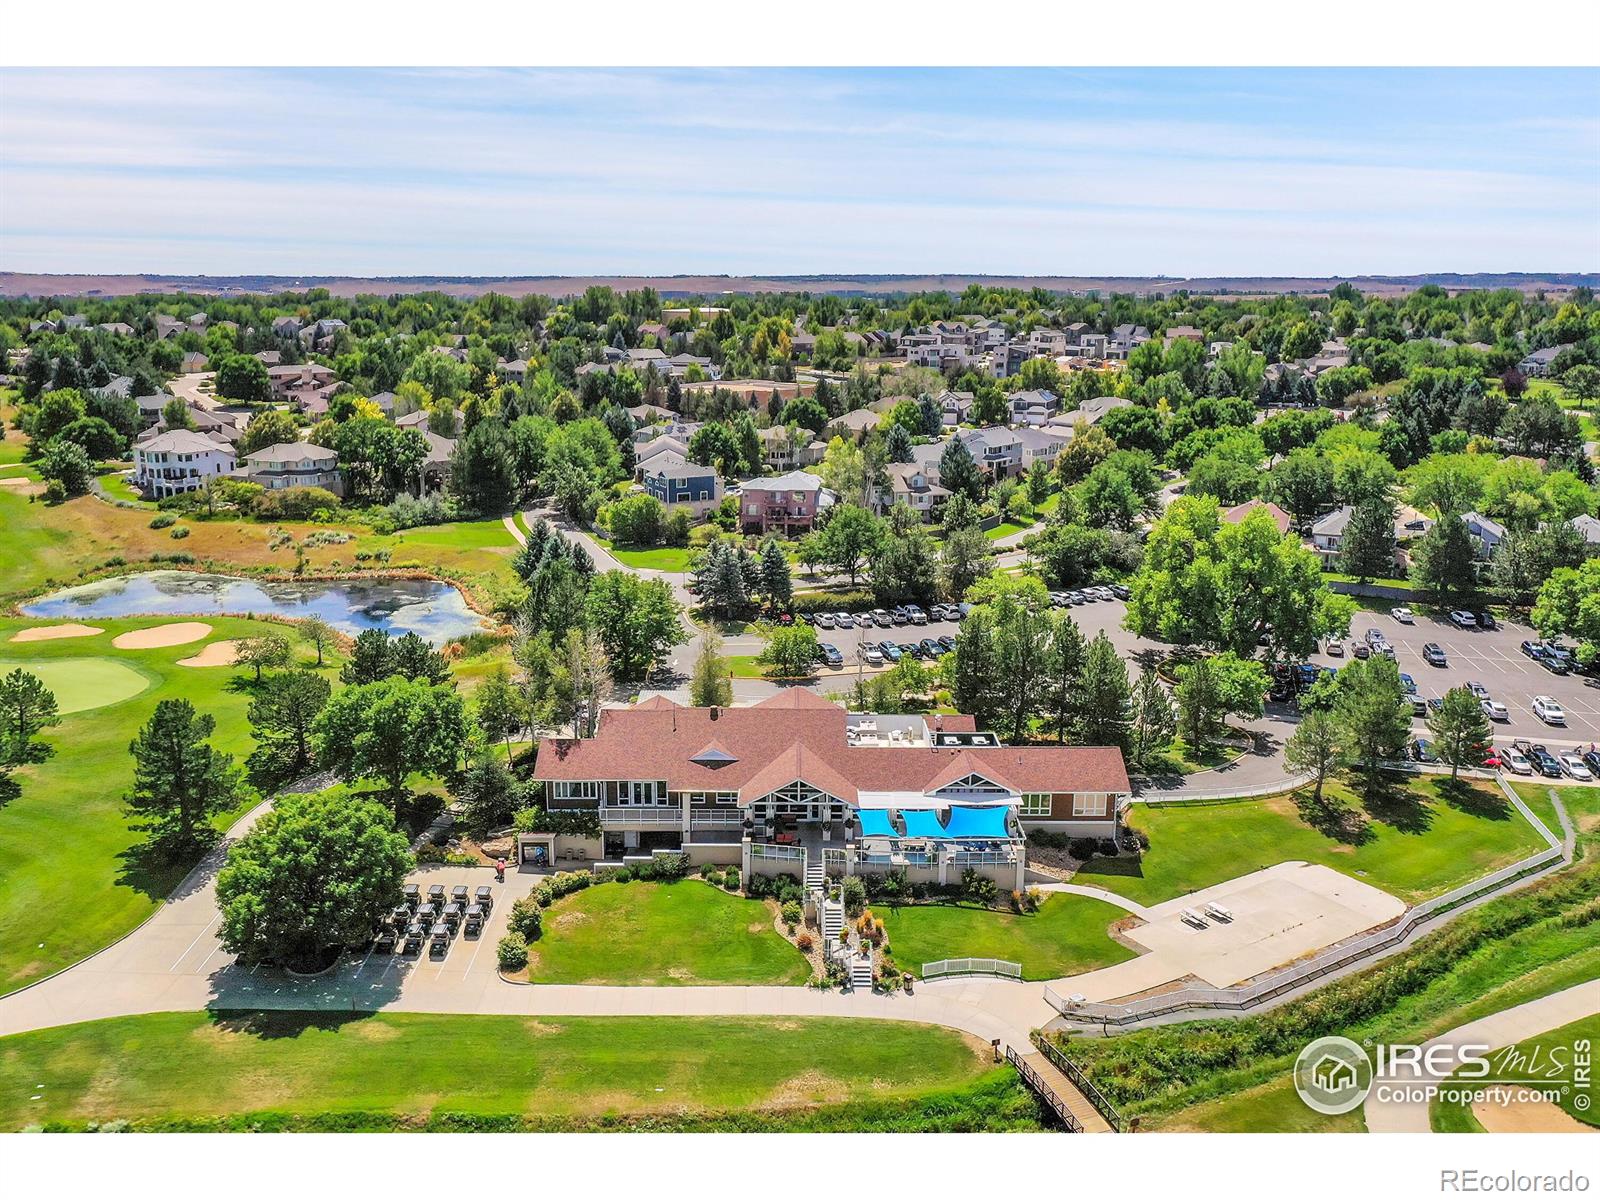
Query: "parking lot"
1309 607 1600 748
799 594 1599 756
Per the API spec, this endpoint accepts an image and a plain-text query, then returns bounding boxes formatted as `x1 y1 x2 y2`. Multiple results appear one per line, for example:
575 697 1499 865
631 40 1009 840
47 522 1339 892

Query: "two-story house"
1008 388 1059 426
132 430 236 499
738 470 830 534
882 462 949 520
639 452 724 517
239 442 344 496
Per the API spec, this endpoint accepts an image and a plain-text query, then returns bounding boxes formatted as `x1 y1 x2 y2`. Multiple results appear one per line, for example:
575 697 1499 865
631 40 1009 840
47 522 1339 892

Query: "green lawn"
0 656 154 713
390 518 516 550
1078 777 1546 907
95 470 153 507
596 538 695 571
1154 1075 1366 1133
0 1011 1038 1131
526 880 810 985
1431 1015 1600 1132
984 520 1032 541
0 616 342 995
878 894 1135 980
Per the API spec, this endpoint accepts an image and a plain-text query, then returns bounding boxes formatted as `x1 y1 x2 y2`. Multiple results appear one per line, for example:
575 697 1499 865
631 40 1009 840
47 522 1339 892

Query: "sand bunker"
112 622 213 650
0 477 46 495
178 639 242 667
9 623 105 643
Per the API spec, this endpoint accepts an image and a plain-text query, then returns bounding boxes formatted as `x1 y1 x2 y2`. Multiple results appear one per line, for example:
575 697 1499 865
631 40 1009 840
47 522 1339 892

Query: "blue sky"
1 67 1596 276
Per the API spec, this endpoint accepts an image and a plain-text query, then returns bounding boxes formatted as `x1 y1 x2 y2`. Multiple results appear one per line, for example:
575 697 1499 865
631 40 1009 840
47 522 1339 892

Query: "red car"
1482 751 1502 769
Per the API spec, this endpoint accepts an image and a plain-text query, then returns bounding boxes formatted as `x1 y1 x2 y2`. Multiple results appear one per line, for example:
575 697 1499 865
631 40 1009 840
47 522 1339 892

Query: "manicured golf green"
0 656 154 714
1076 778 1547 907
1431 1015 1600 1132
0 1011 1029 1131
0 617 340 995
877 894 1135 980
526 880 810 985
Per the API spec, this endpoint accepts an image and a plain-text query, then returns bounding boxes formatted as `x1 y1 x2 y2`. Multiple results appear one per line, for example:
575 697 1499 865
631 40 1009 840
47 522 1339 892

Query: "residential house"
179 351 209 372
759 425 826 471
239 442 343 496
959 426 1024 479
1460 510 1507 555
1074 395 1134 425
497 359 529 384
299 318 347 350
95 322 135 337
882 462 949 520
92 375 134 401
152 315 186 340
640 452 724 517
1011 427 1071 473
267 362 338 404
1163 325 1204 345
1007 388 1059 426
828 409 880 438
132 430 235 499
1108 324 1151 359
937 389 974 428
254 350 283 366
271 316 302 340
133 394 171 431
1223 498 1292 535
738 470 830 535
1570 514 1600 549
1517 345 1571 377
528 689 1132 886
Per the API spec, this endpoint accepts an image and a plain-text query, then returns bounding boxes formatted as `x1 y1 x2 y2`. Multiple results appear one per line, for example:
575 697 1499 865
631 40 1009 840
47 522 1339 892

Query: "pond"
22 571 492 645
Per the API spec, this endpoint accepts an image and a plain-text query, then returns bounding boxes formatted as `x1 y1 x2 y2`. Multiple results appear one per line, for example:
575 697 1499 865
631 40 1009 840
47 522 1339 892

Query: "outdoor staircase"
820 897 844 944
848 954 874 991
803 853 825 894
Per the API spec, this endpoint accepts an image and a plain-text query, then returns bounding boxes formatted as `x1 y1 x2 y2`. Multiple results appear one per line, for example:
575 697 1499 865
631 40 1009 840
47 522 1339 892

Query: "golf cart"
441 902 462 933
474 885 494 913
403 883 420 909
450 884 469 907
426 883 446 907
464 903 485 937
373 927 397 954
429 925 450 957
402 921 424 955
416 903 437 932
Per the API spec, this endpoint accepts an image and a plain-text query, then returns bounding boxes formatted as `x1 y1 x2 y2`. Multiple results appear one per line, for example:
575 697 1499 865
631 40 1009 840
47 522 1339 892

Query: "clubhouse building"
529 689 1131 890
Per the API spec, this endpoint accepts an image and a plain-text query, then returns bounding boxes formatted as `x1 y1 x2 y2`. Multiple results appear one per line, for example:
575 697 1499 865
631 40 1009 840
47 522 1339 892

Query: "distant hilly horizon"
3 270 1596 301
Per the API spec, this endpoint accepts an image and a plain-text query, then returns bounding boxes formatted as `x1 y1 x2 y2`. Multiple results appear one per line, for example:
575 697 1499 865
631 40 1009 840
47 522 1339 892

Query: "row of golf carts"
371 882 496 958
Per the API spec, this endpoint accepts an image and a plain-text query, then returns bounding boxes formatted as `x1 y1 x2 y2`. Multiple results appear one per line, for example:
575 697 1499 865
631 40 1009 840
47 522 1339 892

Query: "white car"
1503 749 1534 775
1391 606 1415 623
1467 681 1490 700
1532 696 1567 725
1560 755 1594 782
1449 610 1477 629
1481 699 1510 722
1326 639 1345 657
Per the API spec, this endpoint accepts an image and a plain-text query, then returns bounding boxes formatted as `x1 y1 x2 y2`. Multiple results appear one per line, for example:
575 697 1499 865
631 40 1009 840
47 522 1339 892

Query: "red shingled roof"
535 691 1129 798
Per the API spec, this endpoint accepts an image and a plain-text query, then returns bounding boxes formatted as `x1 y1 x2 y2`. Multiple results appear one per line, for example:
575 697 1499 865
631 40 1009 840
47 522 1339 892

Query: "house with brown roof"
530 690 1131 886
1223 498 1292 535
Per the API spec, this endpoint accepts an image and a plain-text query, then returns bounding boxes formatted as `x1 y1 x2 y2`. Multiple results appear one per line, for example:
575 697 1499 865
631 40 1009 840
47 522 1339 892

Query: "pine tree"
1411 512 1479 605
760 539 793 609
1176 657 1222 752
1427 686 1493 781
1338 494 1397 582
125 700 242 857
1041 612 1085 744
0 668 61 765
1284 711 1342 802
1077 633 1132 751
690 631 734 708
1130 665 1176 766
884 423 913 464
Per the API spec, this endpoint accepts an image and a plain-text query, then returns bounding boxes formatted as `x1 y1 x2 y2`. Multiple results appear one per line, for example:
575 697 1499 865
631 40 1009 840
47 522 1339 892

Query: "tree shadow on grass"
1435 776 1512 821
1073 854 1146 886
0 770 19 810
1293 787 1374 846
114 834 218 903
1358 772 1433 835
206 1009 382 1041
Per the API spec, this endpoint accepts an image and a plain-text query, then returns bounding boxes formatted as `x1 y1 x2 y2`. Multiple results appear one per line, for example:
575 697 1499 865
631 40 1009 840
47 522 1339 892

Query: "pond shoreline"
19 568 501 646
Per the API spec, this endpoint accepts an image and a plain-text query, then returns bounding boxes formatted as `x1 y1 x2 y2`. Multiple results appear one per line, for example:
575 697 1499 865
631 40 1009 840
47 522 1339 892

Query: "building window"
1071 794 1108 817
1020 793 1052 817
616 779 665 806
552 780 600 802
715 791 738 805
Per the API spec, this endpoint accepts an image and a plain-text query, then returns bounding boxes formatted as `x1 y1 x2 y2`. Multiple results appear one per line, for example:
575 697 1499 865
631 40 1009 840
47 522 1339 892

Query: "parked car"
1408 738 1437 763
797 612 814 625
1532 696 1567 724
898 642 919 658
1399 672 1418 694
1109 583 1131 600
814 612 835 629
1582 750 1600 776
1482 751 1502 769
819 643 844 668
1426 697 1444 714
1467 681 1490 699
1410 696 1428 716
1422 643 1447 666
1481 699 1510 722
1477 611 1498 630
1503 748 1534 775
1539 653 1570 676
871 609 893 628
776 612 793 625
1067 591 1087 605
891 608 910 625
860 645 885 666
1520 639 1543 658
1049 592 1070 608
878 641 902 663
1534 751 1565 779
936 634 956 653
1391 606 1415 623
1352 642 1371 659
1325 639 1344 657
919 638 943 658
908 607 928 626
1559 755 1594 782
1448 610 1477 629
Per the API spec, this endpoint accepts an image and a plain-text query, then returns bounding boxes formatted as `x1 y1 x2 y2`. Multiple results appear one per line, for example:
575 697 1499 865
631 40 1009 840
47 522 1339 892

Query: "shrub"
723 867 741 891
149 512 177 529
169 525 190 539
841 875 867 918
1067 838 1099 860
796 931 815 953
496 931 529 972
42 479 67 504
792 589 875 614
507 896 543 940
960 868 998 905
534 883 555 908
781 900 803 929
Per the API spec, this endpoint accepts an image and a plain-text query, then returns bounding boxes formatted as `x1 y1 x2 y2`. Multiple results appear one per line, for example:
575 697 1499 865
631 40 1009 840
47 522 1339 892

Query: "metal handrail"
1006 1046 1083 1133
1031 1033 1126 1132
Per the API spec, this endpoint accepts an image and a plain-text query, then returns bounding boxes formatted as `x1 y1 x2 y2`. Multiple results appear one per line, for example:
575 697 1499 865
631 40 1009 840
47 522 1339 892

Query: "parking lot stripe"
169 915 218 974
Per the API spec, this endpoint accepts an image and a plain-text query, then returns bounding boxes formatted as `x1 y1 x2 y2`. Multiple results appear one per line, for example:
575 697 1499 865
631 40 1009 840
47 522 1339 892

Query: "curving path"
1364 979 1600 1133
